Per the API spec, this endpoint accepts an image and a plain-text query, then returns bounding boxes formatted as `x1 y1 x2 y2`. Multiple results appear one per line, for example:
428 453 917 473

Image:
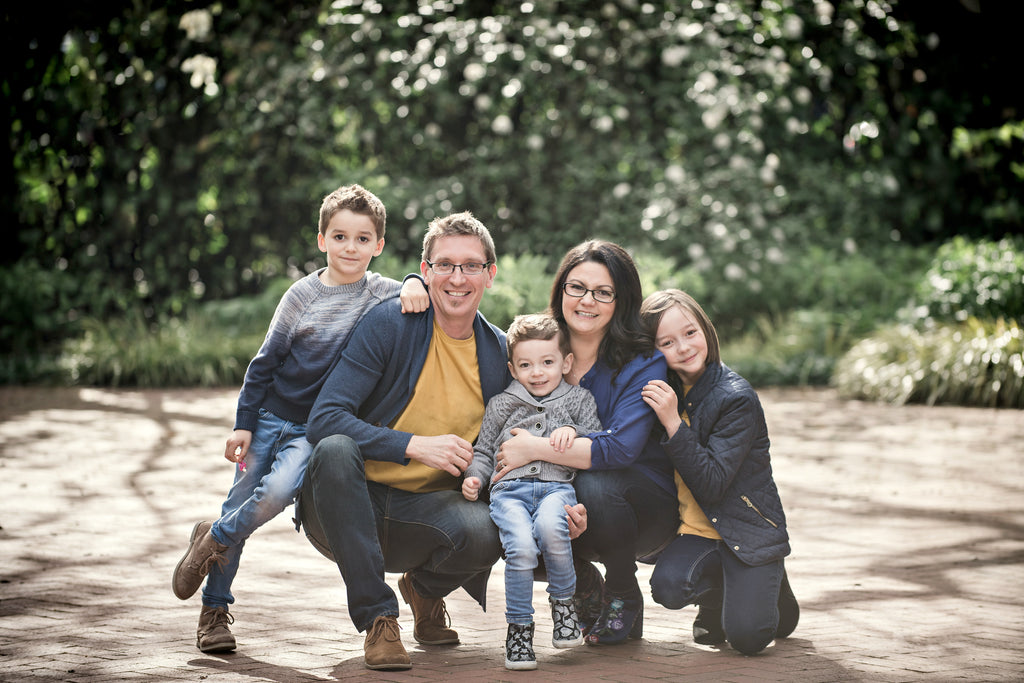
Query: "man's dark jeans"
297 434 502 632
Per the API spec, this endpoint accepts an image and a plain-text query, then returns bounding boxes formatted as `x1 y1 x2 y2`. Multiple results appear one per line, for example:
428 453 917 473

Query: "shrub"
906 236 1024 324
678 241 928 340
0 259 79 355
0 353 65 386
58 312 256 387
723 309 868 387
694 243 928 387
833 318 1024 408
198 277 292 338
54 282 294 388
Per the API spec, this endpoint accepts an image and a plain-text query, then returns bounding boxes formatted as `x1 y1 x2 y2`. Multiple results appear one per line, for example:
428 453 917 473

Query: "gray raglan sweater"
234 269 403 431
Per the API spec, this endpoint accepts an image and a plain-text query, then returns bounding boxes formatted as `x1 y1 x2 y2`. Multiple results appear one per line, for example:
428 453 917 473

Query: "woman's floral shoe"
584 593 643 645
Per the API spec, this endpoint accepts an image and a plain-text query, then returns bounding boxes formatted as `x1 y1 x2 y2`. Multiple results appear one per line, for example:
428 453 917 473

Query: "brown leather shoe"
173 521 229 600
397 572 460 645
196 605 236 653
364 615 411 670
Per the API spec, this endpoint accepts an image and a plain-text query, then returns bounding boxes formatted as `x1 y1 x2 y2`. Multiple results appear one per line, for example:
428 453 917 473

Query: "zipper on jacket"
741 495 779 528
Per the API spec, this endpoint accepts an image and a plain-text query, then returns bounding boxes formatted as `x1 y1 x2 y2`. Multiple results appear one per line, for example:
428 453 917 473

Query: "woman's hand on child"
566 503 588 539
400 277 430 313
641 379 683 437
492 428 538 482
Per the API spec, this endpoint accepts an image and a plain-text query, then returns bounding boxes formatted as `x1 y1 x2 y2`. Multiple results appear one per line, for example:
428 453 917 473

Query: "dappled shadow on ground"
191 653 334 682
1 387 1021 681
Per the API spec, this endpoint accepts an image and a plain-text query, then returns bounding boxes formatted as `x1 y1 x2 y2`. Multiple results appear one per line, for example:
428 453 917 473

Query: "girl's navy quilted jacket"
660 361 791 566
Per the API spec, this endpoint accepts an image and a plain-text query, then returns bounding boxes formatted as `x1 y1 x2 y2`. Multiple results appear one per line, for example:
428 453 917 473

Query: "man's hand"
462 476 481 501
407 434 474 477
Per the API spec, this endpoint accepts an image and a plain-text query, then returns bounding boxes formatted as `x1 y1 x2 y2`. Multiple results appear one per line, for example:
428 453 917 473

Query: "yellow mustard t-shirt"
676 385 721 539
364 321 484 493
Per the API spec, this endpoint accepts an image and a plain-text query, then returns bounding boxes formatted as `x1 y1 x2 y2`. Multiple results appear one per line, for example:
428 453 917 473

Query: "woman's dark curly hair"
548 240 650 378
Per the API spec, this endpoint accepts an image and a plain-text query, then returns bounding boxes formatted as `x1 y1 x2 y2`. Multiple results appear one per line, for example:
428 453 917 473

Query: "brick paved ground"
1 386 1022 682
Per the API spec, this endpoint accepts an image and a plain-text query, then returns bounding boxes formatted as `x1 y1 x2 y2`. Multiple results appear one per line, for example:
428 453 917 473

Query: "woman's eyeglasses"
562 282 616 303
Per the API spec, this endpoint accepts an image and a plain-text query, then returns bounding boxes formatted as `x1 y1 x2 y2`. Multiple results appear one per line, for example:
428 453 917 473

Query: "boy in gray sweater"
462 313 602 670
172 184 427 653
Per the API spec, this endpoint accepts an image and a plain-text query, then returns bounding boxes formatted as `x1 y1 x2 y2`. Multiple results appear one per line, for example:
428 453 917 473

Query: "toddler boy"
463 313 602 670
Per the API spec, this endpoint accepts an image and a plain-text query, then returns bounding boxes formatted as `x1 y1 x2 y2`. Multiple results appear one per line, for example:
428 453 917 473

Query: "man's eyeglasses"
425 260 491 276
562 282 616 304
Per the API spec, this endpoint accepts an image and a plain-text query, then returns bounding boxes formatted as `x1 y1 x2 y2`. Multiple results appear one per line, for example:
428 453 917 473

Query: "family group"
170 184 798 671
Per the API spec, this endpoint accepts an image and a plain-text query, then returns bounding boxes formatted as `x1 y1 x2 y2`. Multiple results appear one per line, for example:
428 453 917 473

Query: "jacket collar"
684 361 725 408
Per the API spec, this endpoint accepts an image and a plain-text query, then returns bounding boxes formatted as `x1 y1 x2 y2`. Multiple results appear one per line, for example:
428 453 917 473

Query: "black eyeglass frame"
562 282 617 303
424 260 492 275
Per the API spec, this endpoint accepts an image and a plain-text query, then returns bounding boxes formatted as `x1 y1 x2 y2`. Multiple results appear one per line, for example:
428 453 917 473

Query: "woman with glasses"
494 240 679 646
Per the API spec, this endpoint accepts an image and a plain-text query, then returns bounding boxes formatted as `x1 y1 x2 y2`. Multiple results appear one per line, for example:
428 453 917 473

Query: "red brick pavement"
1 386 1022 681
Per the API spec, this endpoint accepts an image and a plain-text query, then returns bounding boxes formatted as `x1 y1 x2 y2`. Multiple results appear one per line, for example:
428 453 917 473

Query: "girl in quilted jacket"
639 289 799 655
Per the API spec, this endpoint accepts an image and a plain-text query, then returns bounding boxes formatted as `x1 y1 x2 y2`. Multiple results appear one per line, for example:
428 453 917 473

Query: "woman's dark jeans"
572 468 679 596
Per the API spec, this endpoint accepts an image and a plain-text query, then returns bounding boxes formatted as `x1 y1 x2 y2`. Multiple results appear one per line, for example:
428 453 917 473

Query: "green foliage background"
3 1 1022 403
832 236 1024 407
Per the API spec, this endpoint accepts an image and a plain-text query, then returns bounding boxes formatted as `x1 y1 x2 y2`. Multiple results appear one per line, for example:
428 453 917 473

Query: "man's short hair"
421 211 496 265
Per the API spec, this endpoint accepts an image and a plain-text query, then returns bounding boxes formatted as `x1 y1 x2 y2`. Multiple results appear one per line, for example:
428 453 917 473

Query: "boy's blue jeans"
202 409 312 609
649 534 786 655
296 434 502 633
489 478 578 625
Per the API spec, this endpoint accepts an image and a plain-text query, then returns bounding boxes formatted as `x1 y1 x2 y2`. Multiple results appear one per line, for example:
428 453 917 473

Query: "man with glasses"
297 211 509 670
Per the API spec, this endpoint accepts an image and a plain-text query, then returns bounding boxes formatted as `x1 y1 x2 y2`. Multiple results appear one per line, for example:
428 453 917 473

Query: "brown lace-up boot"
397 572 459 644
172 521 229 600
196 605 236 653
364 615 411 670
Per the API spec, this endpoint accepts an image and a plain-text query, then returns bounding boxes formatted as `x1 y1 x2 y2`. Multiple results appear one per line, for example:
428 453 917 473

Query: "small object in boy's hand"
235 446 246 471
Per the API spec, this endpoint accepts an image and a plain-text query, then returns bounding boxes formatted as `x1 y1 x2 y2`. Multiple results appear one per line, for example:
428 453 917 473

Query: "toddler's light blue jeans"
202 408 311 609
489 478 577 624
